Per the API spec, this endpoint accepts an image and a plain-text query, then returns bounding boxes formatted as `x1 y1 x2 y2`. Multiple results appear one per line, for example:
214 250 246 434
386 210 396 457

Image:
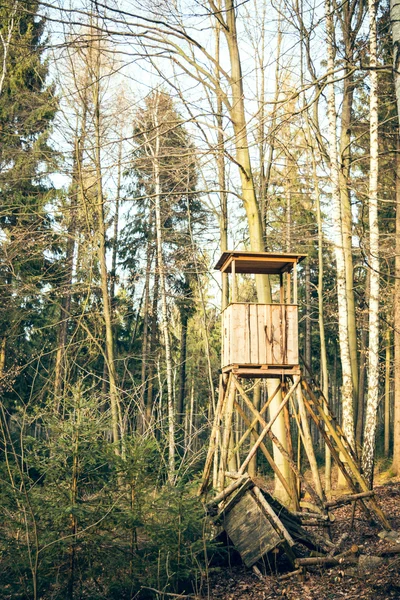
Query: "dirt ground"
203 477 400 600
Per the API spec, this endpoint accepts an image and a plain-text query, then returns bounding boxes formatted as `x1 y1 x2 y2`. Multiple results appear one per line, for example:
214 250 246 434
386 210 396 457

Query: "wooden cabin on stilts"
199 251 390 571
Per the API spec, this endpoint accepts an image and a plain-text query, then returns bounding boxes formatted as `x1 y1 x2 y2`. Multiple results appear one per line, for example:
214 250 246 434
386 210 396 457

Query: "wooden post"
301 378 390 529
231 259 236 303
296 385 325 501
218 375 236 490
199 373 229 494
293 262 298 304
283 401 300 510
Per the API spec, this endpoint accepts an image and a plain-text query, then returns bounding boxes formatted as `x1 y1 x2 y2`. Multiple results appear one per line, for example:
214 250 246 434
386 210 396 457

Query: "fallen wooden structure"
208 476 334 568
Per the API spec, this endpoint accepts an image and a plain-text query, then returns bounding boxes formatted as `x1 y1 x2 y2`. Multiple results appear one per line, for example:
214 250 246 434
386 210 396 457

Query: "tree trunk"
384 326 391 457
339 73 359 410
0 336 6 377
214 16 229 310
264 15 282 228
337 0 365 412
177 311 188 428
140 244 153 432
223 0 291 502
356 292 369 448
152 96 175 480
146 266 159 426
92 43 121 453
390 0 400 472
305 261 312 372
324 0 355 466
393 139 400 473
361 0 379 487
67 399 80 600
309 136 331 492
54 131 84 403
110 133 122 314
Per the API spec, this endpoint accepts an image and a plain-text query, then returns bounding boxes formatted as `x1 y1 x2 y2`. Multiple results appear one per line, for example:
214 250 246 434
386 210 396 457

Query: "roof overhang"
214 251 307 275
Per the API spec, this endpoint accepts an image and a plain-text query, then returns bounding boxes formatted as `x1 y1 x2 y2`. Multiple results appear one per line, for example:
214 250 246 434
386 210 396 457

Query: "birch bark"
384 327 391 457
324 0 355 454
362 0 380 486
390 0 400 475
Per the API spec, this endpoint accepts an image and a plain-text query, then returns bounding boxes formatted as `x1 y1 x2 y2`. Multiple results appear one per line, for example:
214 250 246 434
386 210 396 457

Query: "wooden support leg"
266 428 326 512
283 402 300 511
218 375 236 491
199 373 229 495
301 378 390 530
296 386 325 502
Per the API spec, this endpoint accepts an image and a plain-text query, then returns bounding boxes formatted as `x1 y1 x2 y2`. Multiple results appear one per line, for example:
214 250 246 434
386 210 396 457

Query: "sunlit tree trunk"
308 134 331 492
214 14 229 310
339 75 359 410
394 144 400 474
362 0 379 487
356 290 369 447
324 0 355 461
146 265 159 426
390 0 400 474
336 0 365 411
91 41 121 454
0 336 6 377
177 310 188 428
223 0 291 502
140 242 153 431
384 327 391 457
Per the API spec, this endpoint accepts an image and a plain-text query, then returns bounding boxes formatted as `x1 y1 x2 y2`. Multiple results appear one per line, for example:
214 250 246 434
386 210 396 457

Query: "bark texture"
325 0 355 453
361 0 380 486
390 0 400 474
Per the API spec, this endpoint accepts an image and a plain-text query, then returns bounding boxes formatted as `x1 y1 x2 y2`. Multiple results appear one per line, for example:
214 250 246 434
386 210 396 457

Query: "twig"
278 568 304 581
141 588 197 598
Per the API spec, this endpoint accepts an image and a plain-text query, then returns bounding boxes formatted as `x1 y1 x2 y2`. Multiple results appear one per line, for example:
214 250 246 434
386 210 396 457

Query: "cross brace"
200 372 390 531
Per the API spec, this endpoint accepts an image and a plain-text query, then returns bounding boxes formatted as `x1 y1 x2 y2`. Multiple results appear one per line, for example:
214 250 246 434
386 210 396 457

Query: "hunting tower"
216 251 305 378
200 251 389 570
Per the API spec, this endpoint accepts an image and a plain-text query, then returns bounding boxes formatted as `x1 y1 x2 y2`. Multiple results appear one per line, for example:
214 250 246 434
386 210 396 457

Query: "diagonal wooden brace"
232 381 281 455
235 376 300 476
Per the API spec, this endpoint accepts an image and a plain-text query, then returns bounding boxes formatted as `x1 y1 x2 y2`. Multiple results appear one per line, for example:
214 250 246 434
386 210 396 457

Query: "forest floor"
202 472 400 600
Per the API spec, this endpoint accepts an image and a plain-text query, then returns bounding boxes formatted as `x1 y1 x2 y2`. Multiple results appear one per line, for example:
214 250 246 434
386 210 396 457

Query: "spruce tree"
0 0 58 402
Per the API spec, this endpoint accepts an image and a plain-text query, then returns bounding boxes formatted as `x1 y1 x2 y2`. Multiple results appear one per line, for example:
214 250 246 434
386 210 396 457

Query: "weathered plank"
222 491 282 567
221 303 299 369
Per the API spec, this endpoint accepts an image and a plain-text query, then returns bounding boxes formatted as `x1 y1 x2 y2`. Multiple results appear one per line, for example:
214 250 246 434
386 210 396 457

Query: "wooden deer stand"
200 251 390 568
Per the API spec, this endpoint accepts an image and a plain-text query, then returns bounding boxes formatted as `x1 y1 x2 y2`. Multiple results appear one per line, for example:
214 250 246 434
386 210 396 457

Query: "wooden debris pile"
207 475 333 570
207 475 397 578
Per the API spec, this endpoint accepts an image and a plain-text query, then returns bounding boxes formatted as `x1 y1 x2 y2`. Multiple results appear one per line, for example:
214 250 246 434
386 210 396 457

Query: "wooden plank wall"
222 491 282 566
222 303 298 367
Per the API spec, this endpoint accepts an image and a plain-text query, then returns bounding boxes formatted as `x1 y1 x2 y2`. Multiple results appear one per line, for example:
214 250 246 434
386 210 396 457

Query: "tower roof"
215 251 306 274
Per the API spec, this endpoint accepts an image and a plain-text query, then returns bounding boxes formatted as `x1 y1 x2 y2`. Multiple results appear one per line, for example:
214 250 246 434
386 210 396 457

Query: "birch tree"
390 0 400 475
324 0 355 452
361 0 380 485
